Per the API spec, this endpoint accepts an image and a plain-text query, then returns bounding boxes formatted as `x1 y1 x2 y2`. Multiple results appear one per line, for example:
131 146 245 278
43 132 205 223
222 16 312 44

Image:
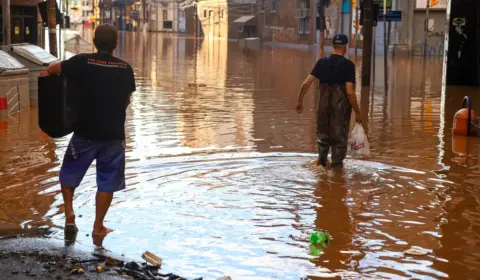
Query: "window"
204 9 207 18
298 0 310 34
271 0 277 12
221 9 225 19
300 0 310 9
298 19 310 34
163 10 168 21
258 0 264 12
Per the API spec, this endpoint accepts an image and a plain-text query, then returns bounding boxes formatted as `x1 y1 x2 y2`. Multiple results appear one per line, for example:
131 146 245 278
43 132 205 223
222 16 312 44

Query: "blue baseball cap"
333 34 349 45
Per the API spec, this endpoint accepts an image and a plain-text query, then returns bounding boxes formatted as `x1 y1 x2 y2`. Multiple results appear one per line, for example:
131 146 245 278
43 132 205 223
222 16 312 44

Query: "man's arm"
296 74 316 114
346 82 362 123
126 92 132 108
47 62 62 75
126 66 136 108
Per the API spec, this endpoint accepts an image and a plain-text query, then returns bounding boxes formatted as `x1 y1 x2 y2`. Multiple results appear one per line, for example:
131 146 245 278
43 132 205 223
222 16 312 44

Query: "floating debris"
70 267 84 275
404 248 429 256
141 251 162 268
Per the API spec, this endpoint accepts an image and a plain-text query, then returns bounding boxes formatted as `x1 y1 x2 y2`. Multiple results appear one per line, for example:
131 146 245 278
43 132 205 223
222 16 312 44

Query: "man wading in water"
296 34 362 170
48 24 136 239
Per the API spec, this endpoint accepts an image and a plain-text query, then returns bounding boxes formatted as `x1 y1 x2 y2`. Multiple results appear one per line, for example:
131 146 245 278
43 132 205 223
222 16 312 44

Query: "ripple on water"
2 34 480 279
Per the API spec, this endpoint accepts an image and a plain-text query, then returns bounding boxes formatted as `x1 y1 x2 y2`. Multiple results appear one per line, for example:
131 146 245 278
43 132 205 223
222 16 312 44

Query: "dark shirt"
310 54 356 86
61 53 135 141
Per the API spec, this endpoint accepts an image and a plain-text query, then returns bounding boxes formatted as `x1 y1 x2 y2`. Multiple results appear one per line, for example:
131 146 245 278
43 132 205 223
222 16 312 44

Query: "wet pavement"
2 32 480 279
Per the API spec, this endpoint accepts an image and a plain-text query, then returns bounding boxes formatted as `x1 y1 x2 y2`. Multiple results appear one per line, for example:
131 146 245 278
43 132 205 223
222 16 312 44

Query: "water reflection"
0 109 59 234
1 32 480 278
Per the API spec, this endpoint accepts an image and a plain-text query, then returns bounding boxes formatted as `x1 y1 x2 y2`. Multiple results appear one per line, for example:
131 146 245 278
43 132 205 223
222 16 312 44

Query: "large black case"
38 75 78 138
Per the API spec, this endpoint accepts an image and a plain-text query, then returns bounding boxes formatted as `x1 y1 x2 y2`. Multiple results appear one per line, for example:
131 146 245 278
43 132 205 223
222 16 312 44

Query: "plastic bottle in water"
309 231 331 246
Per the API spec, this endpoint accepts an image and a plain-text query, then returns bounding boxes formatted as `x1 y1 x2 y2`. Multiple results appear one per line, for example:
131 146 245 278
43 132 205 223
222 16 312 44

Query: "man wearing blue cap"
296 34 362 169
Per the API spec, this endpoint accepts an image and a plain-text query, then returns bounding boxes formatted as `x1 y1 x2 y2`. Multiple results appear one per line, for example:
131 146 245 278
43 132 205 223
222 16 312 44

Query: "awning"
233 15 256 26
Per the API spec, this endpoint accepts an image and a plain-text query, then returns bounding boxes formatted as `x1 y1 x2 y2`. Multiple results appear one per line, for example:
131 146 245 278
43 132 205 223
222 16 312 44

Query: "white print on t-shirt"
87 58 129 69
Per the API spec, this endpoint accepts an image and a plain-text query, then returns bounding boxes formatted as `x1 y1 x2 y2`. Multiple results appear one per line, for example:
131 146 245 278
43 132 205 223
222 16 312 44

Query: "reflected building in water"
0 109 59 234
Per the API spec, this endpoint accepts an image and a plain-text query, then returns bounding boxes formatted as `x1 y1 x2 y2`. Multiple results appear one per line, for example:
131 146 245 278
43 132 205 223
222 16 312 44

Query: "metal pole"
92 0 96 29
372 26 376 85
2 0 11 45
423 0 430 57
264 0 266 42
354 0 359 57
318 0 325 58
361 0 374 86
48 0 58 56
59 0 62 59
193 1 197 39
383 0 387 92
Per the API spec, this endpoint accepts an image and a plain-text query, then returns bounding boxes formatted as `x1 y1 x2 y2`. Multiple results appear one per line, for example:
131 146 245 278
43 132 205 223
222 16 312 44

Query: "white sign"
179 11 186 32
416 0 447 9
428 19 435 31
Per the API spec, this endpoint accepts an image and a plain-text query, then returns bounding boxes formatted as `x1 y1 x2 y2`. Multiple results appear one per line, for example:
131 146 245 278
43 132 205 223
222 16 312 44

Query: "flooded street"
2 32 480 279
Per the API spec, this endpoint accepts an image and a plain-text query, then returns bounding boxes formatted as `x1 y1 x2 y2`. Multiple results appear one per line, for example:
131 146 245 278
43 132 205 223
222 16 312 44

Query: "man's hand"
296 75 316 115
356 114 362 123
296 102 304 114
47 62 62 75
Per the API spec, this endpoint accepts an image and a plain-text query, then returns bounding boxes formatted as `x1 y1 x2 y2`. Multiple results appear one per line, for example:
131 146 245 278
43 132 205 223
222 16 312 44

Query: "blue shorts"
59 134 126 193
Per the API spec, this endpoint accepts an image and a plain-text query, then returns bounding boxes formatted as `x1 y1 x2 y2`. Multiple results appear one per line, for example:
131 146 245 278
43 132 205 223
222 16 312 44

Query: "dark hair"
333 44 346 50
93 24 118 52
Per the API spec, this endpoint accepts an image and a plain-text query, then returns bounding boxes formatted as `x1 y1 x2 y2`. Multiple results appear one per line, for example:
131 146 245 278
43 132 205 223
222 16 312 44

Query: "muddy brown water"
1 32 480 279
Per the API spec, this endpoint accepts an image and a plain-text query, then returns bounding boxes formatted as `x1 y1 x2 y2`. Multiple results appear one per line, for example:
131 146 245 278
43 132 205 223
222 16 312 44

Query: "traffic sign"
378 10 402 21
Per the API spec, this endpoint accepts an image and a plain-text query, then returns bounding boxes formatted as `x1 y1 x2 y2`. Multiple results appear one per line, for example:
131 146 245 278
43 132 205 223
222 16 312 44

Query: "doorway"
23 17 35 44
11 17 23 44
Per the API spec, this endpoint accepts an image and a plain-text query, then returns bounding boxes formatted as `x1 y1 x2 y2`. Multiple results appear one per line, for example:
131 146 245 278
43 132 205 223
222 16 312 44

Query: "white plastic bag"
348 123 371 158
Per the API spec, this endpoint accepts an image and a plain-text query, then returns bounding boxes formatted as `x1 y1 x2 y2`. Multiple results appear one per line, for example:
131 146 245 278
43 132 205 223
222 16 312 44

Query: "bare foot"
92 225 113 237
92 234 106 248
65 212 78 233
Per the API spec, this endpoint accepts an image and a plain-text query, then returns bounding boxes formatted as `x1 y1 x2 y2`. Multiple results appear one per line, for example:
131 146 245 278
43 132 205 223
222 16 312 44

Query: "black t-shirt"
61 53 135 140
310 54 356 85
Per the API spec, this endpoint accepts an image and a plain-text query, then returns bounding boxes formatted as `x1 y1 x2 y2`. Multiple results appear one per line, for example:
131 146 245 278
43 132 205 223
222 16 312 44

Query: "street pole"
383 0 387 92
48 0 57 56
354 0 359 57
59 0 62 59
361 0 374 86
2 0 11 45
372 26 376 85
423 0 430 57
263 0 266 42
142 0 146 32
318 0 325 58
193 1 197 39
92 0 96 29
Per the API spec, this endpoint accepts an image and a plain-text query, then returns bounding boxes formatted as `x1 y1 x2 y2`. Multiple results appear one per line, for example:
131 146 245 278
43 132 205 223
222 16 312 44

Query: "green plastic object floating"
309 231 331 256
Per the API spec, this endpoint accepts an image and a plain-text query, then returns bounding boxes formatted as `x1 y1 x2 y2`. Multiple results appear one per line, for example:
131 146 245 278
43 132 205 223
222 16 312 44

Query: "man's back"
310 54 356 86
62 53 135 141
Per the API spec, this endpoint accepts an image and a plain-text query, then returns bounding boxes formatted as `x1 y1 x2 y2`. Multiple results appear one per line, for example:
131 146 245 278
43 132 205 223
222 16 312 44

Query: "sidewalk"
0 236 195 280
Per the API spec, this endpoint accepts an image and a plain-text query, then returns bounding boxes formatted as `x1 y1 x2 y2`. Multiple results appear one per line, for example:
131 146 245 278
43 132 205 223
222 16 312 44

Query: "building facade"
255 0 447 55
0 0 43 45
150 0 180 32
258 0 315 45
194 0 257 39
99 0 114 24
